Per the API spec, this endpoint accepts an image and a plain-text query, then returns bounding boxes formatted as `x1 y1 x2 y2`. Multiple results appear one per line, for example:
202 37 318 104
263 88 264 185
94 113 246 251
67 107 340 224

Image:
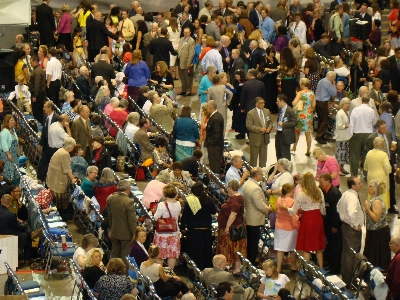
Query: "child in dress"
73 27 85 67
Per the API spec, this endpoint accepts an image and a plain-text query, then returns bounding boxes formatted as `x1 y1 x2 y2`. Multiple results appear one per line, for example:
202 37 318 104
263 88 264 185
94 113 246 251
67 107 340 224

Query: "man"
216 282 235 300
202 255 254 300
205 101 224 174
239 69 266 117
130 7 144 30
37 101 59 182
206 13 221 41
387 236 400 300
260 9 275 42
130 0 141 17
118 10 135 43
388 47 400 94
219 35 231 74
180 12 194 38
312 34 332 59
290 0 305 15
107 179 136 266
0 194 32 266
337 177 364 287
48 114 71 150
242 167 270 264
178 28 195 96
220 16 239 36
201 41 224 74
330 80 349 103
369 78 384 108
329 5 344 56
189 0 200 20
36 0 56 47
207 75 233 128
134 118 155 160
315 71 337 144
354 3 372 35
348 97 376 176
270 4 287 23
199 1 213 20
76 66 92 99
249 1 263 28
71 105 92 163
23 43 33 75
225 155 250 194
157 12 168 30
86 4 98 25
365 120 398 213
149 28 178 67
319 173 342 274
28 55 46 122
246 97 273 167
91 54 116 93
175 0 189 15
86 11 123 62
215 0 234 17
330 0 345 13
230 49 244 83
275 94 298 160
182 149 203 181
349 86 378 116
148 93 174 133
45 47 62 107
143 23 159 69
245 40 262 70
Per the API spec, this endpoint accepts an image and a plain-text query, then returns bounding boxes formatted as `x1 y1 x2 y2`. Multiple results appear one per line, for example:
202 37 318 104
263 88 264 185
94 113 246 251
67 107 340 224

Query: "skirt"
335 140 350 164
153 233 180 258
364 225 391 270
183 228 213 270
128 86 140 101
175 144 194 162
216 228 247 265
296 209 325 252
274 228 298 252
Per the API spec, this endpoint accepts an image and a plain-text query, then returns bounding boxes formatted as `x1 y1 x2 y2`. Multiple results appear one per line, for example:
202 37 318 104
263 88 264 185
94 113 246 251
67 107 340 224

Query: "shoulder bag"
293 95 304 111
329 16 338 42
156 202 178 233
229 200 247 241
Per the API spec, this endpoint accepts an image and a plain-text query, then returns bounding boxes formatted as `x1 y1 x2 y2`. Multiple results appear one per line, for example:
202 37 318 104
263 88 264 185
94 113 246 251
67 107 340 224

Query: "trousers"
207 145 223 174
349 133 370 176
341 223 361 286
247 225 261 265
316 101 329 139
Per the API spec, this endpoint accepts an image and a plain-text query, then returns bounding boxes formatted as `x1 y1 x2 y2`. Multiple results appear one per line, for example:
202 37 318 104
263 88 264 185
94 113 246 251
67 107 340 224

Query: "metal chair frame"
70 259 98 300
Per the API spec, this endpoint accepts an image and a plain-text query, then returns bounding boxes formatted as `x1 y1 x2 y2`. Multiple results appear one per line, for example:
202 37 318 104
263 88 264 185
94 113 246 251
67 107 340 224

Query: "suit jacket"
190 0 200 19
279 106 298 145
76 74 92 98
40 113 60 146
312 40 331 59
230 57 244 83
246 108 273 146
149 100 175 133
369 88 384 105
205 22 221 41
133 128 155 160
28 65 46 98
322 185 342 235
86 19 119 51
143 32 158 66
290 3 306 14
149 37 178 67
158 20 168 30
107 192 137 241
129 241 148 267
91 60 116 91
177 37 195 69
242 178 269 226
249 9 260 28
248 48 263 69
207 85 233 108
0 205 28 236
365 131 393 160
240 78 266 112
201 267 245 295
215 7 234 17
36 3 56 39
354 11 372 34
219 46 231 73
71 117 92 156
205 111 224 147
180 20 194 38
388 55 400 93
270 7 287 23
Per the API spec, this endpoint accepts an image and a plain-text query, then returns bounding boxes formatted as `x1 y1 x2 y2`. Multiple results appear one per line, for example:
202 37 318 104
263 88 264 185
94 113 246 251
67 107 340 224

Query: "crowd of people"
1 0 400 299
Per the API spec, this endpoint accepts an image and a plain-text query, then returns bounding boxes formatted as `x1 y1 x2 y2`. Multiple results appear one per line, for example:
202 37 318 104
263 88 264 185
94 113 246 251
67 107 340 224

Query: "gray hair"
227 179 240 191
63 137 76 150
215 41 222 49
339 97 350 109
207 100 217 109
79 66 88 75
212 254 226 268
278 158 294 172
148 91 158 103
206 65 217 74
128 112 140 124
220 35 229 43
64 91 74 101
359 86 369 96
86 165 99 176
326 71 336 79
181 293 196 300
250 40 259 48
110 97 119 106
156 169 171 184
373 136 385 150
231 155 241 164
289 38 299 48
99 167 115 184
118 179 131 192
119 99 128 109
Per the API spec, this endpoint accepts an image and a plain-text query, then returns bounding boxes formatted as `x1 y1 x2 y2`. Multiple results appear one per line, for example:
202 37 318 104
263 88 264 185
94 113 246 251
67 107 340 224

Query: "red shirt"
386 250 400 297
109 109 128 137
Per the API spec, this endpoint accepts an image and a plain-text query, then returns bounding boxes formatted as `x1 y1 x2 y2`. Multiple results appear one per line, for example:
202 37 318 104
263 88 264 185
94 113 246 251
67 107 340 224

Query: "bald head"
94 11 102 20
59 114 70 123
207 100 217 110
1 194 12 207
359 86 369 97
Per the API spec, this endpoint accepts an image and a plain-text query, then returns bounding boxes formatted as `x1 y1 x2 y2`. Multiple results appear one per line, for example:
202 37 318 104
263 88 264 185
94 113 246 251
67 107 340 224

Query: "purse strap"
164 201 173 218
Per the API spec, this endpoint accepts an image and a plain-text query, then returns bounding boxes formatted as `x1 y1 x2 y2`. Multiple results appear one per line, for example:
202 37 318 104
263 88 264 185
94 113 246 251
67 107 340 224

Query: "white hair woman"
335 97 351 175
124 112 140 142
95 85 111 112
141 169 171 209
82 248 106 299
62 91 75 114
46 137 76 219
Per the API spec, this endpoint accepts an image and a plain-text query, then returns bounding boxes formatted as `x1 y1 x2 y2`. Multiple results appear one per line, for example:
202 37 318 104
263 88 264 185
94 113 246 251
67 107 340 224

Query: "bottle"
61 235 67 251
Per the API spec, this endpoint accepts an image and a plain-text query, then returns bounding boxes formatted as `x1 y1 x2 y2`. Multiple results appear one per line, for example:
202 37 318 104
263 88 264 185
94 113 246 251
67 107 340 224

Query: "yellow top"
15 59 27 84
78 10 91 27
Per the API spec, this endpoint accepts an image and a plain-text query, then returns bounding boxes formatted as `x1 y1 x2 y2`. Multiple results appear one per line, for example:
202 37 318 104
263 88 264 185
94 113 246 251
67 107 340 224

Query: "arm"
364 198 383 223
126 198 137 238
136 31 142 50
214 27 221 41
282 109 298 129
246 111 264 133
292 91 302 107
257 283 267 299
225 88 233 104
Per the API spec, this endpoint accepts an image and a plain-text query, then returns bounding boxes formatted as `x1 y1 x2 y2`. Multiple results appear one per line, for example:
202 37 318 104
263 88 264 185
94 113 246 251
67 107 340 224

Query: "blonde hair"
301 172 323 203
312 147 325 158
218 72 227 81
62 4 70 12
300 78 310 87
248 29 262 41
373 136 385 150
262 259 279 279
369 179 386 196
84 248 103 267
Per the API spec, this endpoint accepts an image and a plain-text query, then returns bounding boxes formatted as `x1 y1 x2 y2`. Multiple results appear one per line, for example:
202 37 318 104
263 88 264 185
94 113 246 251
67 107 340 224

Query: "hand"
225 57 230 62
243 169 250 178
32 97 36 102
332 228 338 234
108 231 112 239
267 189 272 195
7 154 12 162
240 110 245 113
37 145 42 151
70 178 77 184
337 38 342 44
364 200 369 210
224 228 229 235
46 84 50 89
117 37 124 42
245 52 250 58
356 225 361 231
62 120 70 128
278 121 283 127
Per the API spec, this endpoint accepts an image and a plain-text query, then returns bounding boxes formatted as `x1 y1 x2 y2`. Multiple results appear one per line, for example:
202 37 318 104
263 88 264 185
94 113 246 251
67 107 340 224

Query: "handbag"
293 99 304 111
229 202 247 241
257 71 267 80
156 202 178 233
329 15 338 42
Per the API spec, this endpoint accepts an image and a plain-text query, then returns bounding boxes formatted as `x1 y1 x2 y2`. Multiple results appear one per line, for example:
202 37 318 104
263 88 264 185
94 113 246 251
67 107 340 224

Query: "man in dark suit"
86 11 123 62
245 40 263 69
205 100 225 174
249 1 263 28
275 94 298 160
353 3 372 35
220 35 231 74
149 27 178 68
37 101 59 182
36 0 56 47
91 55 116 93
76 66 92 99
319 173 343 274
312 34 333 59
230 49 244 83
180 12 194 38
189 0 200 19
28 55 46 122
215 0 234 17
86 4 98 26
388 48 400 94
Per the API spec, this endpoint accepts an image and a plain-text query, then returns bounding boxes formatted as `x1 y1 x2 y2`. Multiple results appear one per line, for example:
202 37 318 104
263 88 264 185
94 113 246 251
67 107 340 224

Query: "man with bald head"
143 23 159 68
71 105 92 162
130 0 141 16
76 66 91 99
48 114 71 151
349 86 378 117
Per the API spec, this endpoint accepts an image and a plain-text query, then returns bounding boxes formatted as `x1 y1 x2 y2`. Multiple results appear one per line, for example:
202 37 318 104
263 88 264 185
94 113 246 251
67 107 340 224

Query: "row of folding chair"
70 259 98 300
349 248 376 299
197 161 227 210
236 252 262 291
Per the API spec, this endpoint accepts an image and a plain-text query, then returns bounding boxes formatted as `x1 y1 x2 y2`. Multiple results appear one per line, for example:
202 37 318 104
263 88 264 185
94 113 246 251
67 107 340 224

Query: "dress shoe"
388 207 399 214
178 92 185 96
315 138 327 144
235 134 245 139
185 92 192 97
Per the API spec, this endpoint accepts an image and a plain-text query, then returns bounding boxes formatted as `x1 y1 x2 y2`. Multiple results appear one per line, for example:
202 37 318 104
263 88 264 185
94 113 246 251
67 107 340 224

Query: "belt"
76 45 83 48
194 228 211 230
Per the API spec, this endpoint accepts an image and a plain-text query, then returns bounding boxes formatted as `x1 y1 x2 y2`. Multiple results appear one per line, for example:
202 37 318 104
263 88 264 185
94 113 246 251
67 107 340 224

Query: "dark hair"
200 15 208 23
277 25 287 35
386 90 399 103
191 182 204 197
347 176 357 189
193 149 203 159
110 6 120 16
97 79 106 88
48 47 57 57
106 258 126 275
92 136 104 145
70 98 81 108
321 33 330 39
380 58 390 69
180 105 192 117
155 136 168 147
136 20 148 34
16 50 26 60
211 12 219 20
122 43 132 57
160 27 168 35
91 114 101 125
8 185 19 193
144 12 153 22
70 144 82 156
374 19 381 28
266 46 276 56
281 183 294 196
216 282 233 297
172 161 183 170
280 47 297 69
139 118 149 128
163 183 178 198
30 55 39 63
380 101 392 113
235 69 246 82
320 172 332 183
277 94 288 103
277 288 293 300
212 74 220 84
74 26 82 34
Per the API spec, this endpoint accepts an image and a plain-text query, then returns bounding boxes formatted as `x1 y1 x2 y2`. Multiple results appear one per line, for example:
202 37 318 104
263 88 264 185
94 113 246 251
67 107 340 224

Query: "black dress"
350 64 367 95
230 80 245 132
259 56 280 113
377 68 391 93
82 265 106 300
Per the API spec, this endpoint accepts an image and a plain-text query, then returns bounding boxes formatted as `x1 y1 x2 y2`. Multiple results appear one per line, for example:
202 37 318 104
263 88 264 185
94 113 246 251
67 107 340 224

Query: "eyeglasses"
12 190 21 193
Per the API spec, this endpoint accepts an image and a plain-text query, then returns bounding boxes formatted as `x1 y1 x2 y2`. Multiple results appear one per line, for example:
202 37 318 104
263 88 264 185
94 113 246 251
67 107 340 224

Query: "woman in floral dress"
291 78 315 156
0 115 19 183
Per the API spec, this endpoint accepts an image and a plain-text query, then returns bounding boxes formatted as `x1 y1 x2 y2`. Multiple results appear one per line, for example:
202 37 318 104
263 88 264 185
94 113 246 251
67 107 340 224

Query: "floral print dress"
295 90 315 133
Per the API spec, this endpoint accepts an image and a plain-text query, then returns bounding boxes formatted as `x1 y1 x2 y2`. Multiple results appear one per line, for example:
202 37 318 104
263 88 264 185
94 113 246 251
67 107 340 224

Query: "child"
8 75 31 113
257 260 290 299
72 26 85 67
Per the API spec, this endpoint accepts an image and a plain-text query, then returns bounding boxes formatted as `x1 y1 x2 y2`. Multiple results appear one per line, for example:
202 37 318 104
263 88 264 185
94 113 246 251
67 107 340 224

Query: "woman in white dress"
167 17 181 80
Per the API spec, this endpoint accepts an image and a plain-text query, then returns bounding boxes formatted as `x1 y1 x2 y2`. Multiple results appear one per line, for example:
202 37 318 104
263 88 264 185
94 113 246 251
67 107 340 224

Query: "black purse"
229 202 247 241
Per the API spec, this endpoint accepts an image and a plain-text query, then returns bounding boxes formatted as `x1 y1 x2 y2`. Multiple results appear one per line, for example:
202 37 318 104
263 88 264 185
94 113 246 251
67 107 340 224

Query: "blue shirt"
379 112 396 141
124 61 151 88
225 166 244 194
198 75 213 104
261 17 275 42
276 105 287 131
315 77 337 101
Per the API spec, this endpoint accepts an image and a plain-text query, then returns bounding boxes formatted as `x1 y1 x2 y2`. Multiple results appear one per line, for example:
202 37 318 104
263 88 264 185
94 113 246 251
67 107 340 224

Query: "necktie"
381 134 390 157
47 116 51 129
259 109 266 127
121 20 125 37
238 168 243 177
19 86 23 100
377 91 381 102
26 57 32 73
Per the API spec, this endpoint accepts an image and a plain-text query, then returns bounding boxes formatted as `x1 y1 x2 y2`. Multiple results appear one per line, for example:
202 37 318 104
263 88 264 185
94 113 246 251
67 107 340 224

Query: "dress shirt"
337 189 364 228
46 112 54 130
349 97 378 116
142 100 152 115
256 108 266 127
380 112 396 141
315 77 337 101
379 132 390 157
48 122 69 148
46 57 62 81
289 20 307 45
119 18 135 41
201 48 223 73
9 84 31 101
348 104 376 136
261 17 275 41
276 105 287 131
225 166 244 194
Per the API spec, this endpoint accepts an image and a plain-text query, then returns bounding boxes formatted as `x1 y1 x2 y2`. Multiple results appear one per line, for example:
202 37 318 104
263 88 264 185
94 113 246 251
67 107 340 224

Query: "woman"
0 160 11 199
174 106 200 161
364 179 391 270
217 179 247 274
82 248 106 300
230 69 246 136
81 166 98 199
386 90 400 116
121 43 132 63
379 102 396 141
67 99 82 122
62 91 75 114
333 57 351 85
149 61 175 96
109 99 128 137
94 258 138 300
198 65 216 115
192 34 207 82
0 115 19 183
109 6 120 25
124 112 140 142
14 50 29 84
368 19 382 50
180 182 217 270
278 48 298 106
136 86 149 109
284 172 325 268
199 36 215 62
140 245 189 298
92 136 111 175
94 168 118 213
309 9 325 43
70 144 89 181
192 18 203 44
104 97 119 118
390 9 400 48
258 46 279 114
73 233 100 286
124 49 151 101
303 48 319 93
377 59 392 93
350 52 367 95
273 26 290 54
335 98 351 176
289 12 307 45
169 162 195 192
313 147 340 188
38 45 49 71
104 15 117 59
167 17 181 80
8 185 28 222
129 227 148 267
141 170 171 209
364 137 392 210
74 1 91 38
57 4 72 51
153 136 173 170
389 0 400 32
133 20 148 55
239 9 254 38
291 78 315 155
199 105 210 164
153 184 182 269
257 260 290 299
95 85 111 112
275 183 298 273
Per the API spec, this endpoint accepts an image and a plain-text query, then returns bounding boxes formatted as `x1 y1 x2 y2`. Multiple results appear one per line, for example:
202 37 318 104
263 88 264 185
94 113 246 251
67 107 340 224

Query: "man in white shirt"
46 47 62 107
337 176 364 287
348 96 376 176
225 156 250 194
201 41 223 73
48 114 71 150
349 86 378 117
